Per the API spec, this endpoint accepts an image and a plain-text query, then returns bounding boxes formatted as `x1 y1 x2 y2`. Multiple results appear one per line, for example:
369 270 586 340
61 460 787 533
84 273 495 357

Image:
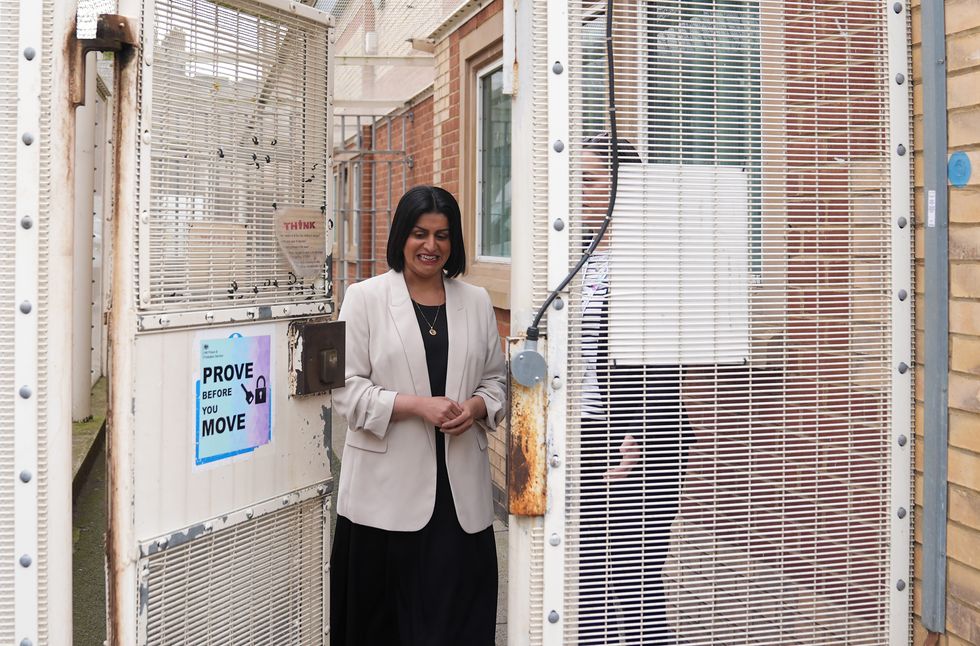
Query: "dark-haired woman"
329 186 506 646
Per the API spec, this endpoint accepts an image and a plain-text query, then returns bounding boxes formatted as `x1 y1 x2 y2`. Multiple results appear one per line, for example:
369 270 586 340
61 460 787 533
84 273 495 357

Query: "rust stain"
507 338 547 516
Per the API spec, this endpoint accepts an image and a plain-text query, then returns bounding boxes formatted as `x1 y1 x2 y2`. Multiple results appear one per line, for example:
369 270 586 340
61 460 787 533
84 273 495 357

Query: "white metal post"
14 0 43 642
73 51 98 420
543 0 569 643
106 1 141 641
887 0 913 642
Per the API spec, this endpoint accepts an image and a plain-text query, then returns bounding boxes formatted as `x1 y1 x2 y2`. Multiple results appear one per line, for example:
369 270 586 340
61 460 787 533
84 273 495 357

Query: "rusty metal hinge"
71 14 138 107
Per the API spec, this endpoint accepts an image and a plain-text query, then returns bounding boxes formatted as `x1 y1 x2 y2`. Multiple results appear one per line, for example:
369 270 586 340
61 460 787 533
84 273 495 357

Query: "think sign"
195 333 272 465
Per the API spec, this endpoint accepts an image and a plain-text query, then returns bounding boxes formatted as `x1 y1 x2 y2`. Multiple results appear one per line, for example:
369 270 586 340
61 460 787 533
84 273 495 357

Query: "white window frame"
475 59 510 263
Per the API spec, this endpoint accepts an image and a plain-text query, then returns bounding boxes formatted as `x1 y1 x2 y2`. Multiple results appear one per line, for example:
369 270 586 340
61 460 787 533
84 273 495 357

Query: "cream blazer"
332 270 507 533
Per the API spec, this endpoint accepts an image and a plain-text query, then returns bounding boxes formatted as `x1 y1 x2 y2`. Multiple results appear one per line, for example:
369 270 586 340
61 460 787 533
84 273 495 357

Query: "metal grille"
77 0 117 38
0 1 18 638
558 1 907 643
142 496 326 645
140 0 331 314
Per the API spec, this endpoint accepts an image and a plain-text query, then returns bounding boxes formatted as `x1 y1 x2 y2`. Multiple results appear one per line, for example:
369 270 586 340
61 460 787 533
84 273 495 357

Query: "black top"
413 301 449 398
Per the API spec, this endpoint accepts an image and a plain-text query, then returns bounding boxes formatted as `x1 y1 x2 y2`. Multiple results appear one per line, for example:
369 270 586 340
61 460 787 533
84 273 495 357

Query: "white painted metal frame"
887 1 913 642
14 0 42 642
137 301 334 332
542 0 569 642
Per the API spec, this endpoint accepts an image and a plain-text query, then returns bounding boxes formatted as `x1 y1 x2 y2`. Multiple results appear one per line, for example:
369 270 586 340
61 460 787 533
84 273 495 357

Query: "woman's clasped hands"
396 394 486 436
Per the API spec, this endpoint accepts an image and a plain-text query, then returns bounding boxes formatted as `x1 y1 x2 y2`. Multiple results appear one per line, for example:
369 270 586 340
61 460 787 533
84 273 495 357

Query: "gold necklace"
413 301 443 336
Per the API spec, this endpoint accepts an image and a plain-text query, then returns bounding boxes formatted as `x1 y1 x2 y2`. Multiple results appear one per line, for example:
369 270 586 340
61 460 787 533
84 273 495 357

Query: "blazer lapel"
387 271 431 399
444 278 469 403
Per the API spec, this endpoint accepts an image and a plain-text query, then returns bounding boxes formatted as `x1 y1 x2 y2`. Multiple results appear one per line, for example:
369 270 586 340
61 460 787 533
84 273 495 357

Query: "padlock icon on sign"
254 376 267 405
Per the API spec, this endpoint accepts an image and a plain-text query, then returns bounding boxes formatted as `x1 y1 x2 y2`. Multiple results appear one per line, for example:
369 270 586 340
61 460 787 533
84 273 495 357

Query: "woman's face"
403 212 451 281
582 150 611 212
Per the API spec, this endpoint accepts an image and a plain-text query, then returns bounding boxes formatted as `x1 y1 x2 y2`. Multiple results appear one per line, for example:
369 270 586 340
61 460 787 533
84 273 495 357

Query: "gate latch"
71 13 138 107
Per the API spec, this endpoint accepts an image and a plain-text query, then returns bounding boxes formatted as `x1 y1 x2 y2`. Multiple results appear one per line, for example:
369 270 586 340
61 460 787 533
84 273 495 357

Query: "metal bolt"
897 216 908 229
157 537 168 550
893 2 903 13
898 289 908 301
21 132 34 146
552 61 564 75
553 140 564 153
21 639 33 646
19 554 32 568
21 215 33 230
896 579 906 591
897 434 908 447
551 376 563 390
140 212 148 224
142 130 151 144
895 73 905 85
897 507 907 519
896 144 906 156
247 309 256 319
898 362 909 374
549 533 561 546
245 508 254 519
19 301 32 314
548 610 560 624
204 522 213 533
19 470 32 483
282 496 290 505
144 55 152 67
318 303 326 312
552 297 564 311
19 386 32 399
317 484 327 495
158 317 170 327
550 454 561 468
553 218 565 231
205 312 214 322
23 47 35 61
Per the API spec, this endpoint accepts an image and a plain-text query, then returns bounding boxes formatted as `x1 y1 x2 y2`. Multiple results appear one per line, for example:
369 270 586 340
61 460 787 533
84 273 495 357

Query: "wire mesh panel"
557 1 909 643
140 495 326 645
140 0 331 316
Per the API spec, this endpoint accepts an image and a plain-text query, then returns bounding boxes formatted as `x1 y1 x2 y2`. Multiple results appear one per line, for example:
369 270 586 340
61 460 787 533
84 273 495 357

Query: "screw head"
552 297 564 311
895 73 905 85
548 610 560 624
549 533 561 546
898 362 909 374
897 434 908 447
19 470 32 483
551 376 563 390
893 2 903 13
896 579 906 591
552 61 564 74
19 301 32 314
245 508 254 519
21 215 33 229
898 289 908 301
21 638 33 646
282 496 290 505
19 386 32 399
550 454 561 468
19 554 32 568
553 218 565 231
23 47 35 60
897 507 907 519
897 216 908 229
157 537 168 550
553 140 564 153
896 144 906 156
21 132 34 146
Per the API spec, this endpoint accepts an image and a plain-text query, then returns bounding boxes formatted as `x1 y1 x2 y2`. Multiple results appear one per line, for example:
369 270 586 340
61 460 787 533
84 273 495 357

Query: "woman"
577 135 692 645
330 186 506 646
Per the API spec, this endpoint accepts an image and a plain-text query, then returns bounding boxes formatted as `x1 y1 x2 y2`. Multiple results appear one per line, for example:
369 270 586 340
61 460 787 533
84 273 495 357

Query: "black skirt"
330 301 497 646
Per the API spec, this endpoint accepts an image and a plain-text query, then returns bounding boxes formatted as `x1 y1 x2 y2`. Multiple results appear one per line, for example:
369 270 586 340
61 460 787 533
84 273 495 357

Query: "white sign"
275 206 329 278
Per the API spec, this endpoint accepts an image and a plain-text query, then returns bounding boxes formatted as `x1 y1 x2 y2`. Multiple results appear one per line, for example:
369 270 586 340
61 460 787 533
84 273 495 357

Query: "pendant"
429 328 437 336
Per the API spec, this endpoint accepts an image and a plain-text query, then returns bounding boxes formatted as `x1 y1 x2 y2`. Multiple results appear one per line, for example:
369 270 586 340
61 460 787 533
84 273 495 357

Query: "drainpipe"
920 0 948 635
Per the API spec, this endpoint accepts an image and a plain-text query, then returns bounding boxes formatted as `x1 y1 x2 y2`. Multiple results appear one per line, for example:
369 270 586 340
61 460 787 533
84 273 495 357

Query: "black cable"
525 0 619 342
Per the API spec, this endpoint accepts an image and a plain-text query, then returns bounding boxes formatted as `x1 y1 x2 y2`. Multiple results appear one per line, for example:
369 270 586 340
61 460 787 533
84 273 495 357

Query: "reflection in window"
477 64 511 259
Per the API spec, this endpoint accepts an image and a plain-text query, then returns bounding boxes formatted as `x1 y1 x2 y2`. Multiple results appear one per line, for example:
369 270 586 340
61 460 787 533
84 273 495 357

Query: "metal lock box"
288 318 346 396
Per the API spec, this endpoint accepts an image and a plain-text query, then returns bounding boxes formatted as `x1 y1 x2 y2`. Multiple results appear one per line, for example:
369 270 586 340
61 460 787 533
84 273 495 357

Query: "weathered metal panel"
508 337 547 516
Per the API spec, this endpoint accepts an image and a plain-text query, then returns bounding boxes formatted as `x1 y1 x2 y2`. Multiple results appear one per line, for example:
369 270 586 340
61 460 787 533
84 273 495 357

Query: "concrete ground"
331 409 509 645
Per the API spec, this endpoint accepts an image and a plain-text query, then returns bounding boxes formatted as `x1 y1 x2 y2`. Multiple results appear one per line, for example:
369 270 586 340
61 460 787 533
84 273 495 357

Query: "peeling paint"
507 338 547 516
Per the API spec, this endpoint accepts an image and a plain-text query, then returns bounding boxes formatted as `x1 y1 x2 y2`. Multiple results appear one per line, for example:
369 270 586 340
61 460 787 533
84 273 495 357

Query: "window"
476 62 511 260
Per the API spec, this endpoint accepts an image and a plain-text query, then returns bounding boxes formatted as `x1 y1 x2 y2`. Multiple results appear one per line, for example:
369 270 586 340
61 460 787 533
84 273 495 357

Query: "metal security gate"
511 0 912 643
107 1 338 644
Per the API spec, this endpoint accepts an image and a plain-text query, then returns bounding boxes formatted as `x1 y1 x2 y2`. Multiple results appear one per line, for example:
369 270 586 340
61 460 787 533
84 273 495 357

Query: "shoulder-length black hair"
386 185 467 278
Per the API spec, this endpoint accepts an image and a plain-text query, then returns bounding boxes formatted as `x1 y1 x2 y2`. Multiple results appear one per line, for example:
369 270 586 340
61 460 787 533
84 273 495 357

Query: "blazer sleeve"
331 283 398 440
472 292 507 431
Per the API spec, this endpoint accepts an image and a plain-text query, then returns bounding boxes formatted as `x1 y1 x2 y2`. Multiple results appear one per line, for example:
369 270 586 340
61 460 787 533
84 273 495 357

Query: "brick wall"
911 1 980 644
